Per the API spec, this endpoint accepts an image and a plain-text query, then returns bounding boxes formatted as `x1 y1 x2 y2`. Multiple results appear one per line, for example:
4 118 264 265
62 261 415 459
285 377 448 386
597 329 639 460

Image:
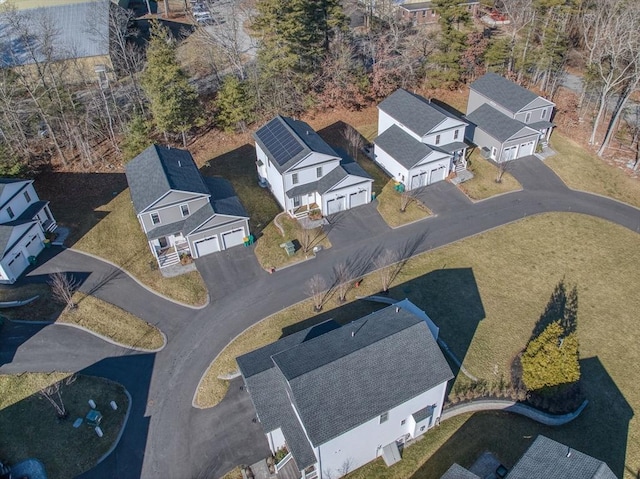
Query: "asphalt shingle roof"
125 145 210 214
271 304 453 445
253 116 338 174
0 225 16 258
285 160 372 198
204 177 249 218
441 464 481 479
466 104 537 142
378 89 452 137
470 72 540 114
506 435 617 479
374 124 434 168
0 1 110 67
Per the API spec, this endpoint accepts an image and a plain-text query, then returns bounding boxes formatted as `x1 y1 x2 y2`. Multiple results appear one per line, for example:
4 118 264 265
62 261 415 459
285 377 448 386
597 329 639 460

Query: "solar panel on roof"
258 119 305 166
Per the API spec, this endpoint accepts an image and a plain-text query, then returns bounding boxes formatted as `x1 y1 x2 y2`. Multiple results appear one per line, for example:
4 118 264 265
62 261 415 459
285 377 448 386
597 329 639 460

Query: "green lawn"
253 214 331 270
198 213 640 478
73 190 208 306
458 150 521 200
377 180 431 227
546 133 640 208
0 373 128 479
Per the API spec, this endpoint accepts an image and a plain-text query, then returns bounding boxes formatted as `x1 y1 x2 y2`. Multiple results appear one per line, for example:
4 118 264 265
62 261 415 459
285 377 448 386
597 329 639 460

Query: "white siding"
256 143 287 209
284 154 339 191
266 428 287 454
321 180 371 213
316 382 449 479
374 145 410 184
0 222 45 284
0 183 38 223
378 110 400 137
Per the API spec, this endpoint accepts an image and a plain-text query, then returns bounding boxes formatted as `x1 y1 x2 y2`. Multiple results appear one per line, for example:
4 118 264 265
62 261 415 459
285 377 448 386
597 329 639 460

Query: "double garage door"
193 228 246 258
410 166 446 190
503 141 536 161
326 190 369 215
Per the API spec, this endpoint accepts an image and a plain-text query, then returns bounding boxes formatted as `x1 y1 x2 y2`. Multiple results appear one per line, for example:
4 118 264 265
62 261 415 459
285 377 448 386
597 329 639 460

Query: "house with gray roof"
444 435 617 479
0 179 56 284
466 73 555 162
254 116 373 217
237 298 452 479
374 89 469 190
125 145 250 269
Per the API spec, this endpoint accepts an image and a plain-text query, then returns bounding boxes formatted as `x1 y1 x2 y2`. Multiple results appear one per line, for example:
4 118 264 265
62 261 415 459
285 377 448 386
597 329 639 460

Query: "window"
454 129 459 140
316 166 323 178
379 412 389 424
293 196 301 208
541 108 547 119
180 204 190 217
151 213 160 225
435 134 441 145
24 191 31 203
525 112 531 123
6 207 14 219
292 173 299 185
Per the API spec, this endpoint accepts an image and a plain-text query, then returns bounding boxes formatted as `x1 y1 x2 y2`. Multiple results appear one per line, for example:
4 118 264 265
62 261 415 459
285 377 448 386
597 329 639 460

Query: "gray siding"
469 89 553 124
467 90 514 117
140 197 209 232
470 127 502 156
187 217 249 251
151 191 205 209
514 106 552 125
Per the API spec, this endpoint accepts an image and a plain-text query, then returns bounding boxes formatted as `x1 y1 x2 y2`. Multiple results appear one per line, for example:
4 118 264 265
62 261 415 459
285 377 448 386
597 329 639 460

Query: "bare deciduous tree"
39 374 76 418
495 159 511 183
373 249 399 293
342 125 364 159
333 262 351 303
49 272 79 310
400 189 416 212
306 274 327 312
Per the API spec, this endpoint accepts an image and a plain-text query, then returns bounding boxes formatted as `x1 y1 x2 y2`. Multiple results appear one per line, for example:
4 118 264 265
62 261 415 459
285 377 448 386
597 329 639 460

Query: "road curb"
56 322 167 352
95 387 133 466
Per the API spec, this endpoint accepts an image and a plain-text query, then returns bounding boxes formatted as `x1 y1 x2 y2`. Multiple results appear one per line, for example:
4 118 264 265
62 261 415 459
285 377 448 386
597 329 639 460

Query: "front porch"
151 235 191 268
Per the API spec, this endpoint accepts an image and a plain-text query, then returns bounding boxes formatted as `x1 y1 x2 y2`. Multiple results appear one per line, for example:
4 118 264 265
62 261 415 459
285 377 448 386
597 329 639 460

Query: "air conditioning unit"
480 147 491 159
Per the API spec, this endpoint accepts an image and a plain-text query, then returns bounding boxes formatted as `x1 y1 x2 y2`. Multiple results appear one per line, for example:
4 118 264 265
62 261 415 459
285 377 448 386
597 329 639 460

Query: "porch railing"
275 452 293 473
158 251 180 268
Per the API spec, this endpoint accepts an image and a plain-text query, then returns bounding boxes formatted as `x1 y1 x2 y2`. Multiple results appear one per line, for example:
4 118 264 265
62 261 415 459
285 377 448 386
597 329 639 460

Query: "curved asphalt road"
1 158 639 479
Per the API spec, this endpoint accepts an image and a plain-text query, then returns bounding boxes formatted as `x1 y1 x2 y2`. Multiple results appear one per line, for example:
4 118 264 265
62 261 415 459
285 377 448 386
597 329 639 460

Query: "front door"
158 237 168 249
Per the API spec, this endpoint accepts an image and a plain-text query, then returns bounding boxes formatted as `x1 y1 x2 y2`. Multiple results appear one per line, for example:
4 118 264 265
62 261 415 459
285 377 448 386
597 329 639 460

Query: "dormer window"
7 207 14 219
435 134 441 145
24 191 31 203
181 204 190 217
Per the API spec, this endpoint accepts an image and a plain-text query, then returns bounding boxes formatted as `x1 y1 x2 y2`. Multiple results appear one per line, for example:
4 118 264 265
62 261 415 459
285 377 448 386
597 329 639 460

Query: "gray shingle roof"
0 1 110 67
0 225 16 258
441 464 481 479
271 304 453 445
400 2 435 11
204 177 249 218
466 104 537 142
374 124 434 168
125 145 210 214
253 116 338 174
507 435 617 479
470 73 540 114
378 89 451 137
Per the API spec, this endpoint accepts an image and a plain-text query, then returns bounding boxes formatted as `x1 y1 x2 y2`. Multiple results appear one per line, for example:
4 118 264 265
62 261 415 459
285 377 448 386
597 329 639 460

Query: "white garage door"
502 146 518 161
194 236 220 257
7 252 28 281
326 196 345 215
519 141 535 157
349 190 367 208
222 228 245 249
25 234 43 257
429 166 447 184
411 172 427 189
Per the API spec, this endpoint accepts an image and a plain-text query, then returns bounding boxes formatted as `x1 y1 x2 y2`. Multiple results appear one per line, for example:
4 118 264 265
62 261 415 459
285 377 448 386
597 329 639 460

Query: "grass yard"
0 373 128 479
458 150 521 200
73 190 208 306
376 180 431 227
60 292 165 350
197 213 640 478
0 284 61 321
253 215 331 270
546 133 640 208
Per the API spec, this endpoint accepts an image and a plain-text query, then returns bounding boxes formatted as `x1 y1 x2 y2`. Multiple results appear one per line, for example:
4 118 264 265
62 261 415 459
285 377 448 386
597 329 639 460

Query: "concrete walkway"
1 157 639 479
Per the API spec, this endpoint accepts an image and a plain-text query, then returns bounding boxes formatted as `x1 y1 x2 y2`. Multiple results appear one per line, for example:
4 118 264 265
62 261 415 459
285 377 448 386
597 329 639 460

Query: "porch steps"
158 252 180 268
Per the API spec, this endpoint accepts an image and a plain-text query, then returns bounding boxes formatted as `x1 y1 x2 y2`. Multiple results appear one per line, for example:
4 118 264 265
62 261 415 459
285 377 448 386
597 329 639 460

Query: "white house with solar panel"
253 116 374 218
237 299 453 479
373 89 469 191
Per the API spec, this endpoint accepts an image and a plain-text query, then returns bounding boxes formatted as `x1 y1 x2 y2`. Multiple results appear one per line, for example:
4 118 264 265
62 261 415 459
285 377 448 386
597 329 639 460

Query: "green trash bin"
28 256 37 265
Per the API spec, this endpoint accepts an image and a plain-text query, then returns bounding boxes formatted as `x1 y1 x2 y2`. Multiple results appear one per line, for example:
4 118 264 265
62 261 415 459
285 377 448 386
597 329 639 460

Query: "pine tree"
521 321 580 391
141 21 201 146
430 0 472 85
122 114 152 162
214 76 254 133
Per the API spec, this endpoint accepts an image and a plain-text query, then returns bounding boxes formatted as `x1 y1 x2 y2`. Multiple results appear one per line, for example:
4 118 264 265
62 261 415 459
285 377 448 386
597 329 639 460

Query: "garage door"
194 236 220 257
222 228 245 249
7 252 28 281
502 146 518 161
25 234 43 257
429 166 446 184
326 196 345 215
349 190 367 208
519 141 535 157
411 172 426 189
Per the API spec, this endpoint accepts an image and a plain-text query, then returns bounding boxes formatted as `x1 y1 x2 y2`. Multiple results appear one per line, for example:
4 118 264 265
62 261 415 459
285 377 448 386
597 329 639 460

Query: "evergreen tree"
430 0 472 85
214 76 254 133
521 321 580 391
122 113 152 162
141 21 201 146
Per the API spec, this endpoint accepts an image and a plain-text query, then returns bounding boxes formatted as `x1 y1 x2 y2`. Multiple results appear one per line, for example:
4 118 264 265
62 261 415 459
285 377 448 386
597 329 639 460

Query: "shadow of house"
33 172 128 246
408 356 632 479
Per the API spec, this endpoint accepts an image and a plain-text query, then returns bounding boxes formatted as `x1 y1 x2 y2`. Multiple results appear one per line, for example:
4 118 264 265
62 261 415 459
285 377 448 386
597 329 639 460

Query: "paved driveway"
508 156 569 191
325 202 389 248
413 181 473 215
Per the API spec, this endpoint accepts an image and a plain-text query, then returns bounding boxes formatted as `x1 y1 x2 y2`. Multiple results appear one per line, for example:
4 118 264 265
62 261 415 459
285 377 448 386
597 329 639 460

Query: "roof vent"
395 307 400 313
178 160 182 167
351 331 355 337
566 447 572 458
306 130 310 135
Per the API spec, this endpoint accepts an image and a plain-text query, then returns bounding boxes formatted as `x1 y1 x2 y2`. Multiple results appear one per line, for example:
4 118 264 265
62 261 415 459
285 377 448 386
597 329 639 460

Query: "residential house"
373 89 469 190
0 179 56 284
254 116 373 218
399 1 479 25
125 145 250 269
442 435 617 479
237 299 453 479
465 72 555 162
